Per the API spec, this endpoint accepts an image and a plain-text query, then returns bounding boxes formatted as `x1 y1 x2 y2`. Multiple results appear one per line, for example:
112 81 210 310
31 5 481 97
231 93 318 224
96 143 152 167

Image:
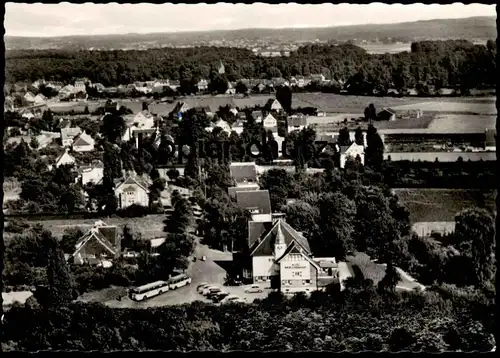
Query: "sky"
5 2 497 37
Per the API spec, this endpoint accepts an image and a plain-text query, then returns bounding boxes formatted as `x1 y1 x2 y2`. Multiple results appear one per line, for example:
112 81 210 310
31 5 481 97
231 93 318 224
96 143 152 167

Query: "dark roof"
57 119 70 129
485 129 496 146
74 222 119 256
72 134 92 147
339 145 351 154
248 221 274 248
251 111 263 119
230 163 258 183
316 134 336 143
117 174 150 192
236 190 271 215
379 108 396 115
251 219 311 256
228 185 259 198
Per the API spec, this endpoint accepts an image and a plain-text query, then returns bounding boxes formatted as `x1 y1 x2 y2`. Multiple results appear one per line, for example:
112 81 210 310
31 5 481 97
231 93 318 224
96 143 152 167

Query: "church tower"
274 220 287 260
218 61 225 75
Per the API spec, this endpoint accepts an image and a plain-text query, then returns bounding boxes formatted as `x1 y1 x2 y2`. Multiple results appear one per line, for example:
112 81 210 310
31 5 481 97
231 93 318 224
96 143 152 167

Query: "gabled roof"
250 219 311 256
379 108 396 115
74 222 118 257
115 174 150 193
55 150 76 165
263 113 277 122
236 190 271 214
275 241 320 270
72 132 94 147
340 143 364 155
228 185 259 198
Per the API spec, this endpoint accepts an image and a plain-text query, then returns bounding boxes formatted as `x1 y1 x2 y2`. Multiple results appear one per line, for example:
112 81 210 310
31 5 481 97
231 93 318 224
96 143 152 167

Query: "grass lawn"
394 189 497 223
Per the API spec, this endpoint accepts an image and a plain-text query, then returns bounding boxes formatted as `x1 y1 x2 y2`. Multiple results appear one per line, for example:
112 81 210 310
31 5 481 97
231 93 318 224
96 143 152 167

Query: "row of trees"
5 40 496 94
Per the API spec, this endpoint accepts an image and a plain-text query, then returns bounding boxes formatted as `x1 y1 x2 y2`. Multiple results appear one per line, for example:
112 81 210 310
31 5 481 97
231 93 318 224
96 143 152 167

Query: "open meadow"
394 188 496 223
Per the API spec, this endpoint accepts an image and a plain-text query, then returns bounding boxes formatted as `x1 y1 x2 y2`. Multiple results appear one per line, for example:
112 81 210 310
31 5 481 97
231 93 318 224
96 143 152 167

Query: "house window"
305 280 311 285
127 191 135 196
292 271 303 278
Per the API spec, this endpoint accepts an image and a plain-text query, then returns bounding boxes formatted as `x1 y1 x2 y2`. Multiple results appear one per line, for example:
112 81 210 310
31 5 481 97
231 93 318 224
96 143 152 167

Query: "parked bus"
129 281 170 301
168 273 192 290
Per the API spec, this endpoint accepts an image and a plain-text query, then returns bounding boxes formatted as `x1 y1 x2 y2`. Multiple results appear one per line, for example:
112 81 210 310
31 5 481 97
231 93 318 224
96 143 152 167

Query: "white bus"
129 280 170 301
168 273 192 290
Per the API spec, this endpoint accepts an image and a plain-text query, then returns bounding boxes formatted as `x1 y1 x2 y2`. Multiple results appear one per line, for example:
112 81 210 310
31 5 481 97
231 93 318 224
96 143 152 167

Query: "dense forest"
5 40 497 95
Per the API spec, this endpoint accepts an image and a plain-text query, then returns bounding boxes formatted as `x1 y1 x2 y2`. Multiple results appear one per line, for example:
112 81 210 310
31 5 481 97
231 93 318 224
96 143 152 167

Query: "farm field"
427 114 496 132
292 93 496 114
359 43 412 54
393 188 496 223
25 214 166 239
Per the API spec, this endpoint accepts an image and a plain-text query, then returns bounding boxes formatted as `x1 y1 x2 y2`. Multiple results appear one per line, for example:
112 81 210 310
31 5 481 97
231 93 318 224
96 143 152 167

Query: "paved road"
104 237 268 308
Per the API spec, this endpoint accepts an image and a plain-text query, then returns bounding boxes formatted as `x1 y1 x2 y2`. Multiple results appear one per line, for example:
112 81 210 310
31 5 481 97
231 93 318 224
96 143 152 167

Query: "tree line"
5 40 496 95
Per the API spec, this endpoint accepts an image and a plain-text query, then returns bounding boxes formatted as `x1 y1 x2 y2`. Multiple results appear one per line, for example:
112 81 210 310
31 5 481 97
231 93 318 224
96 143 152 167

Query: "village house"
58 119 82 147
46 81 64 91
265 99 283 112
263 113 278 129
235 217 339 294
2 291 34 311
287 114 308 131
133 110 155 129
225 82 236 95
33 93 47 105
74 81 87 93
197 79 209 91
169 80 180 90
114 173 151 209
32 79 46 89
378 108 397 121
71 132 95 152
252 110 264 123
71 220 120 266
52 149 76 170
58 84 75 100
310 74 326 83
338 143 365 169
77 160 104 186
172 101 191 115
19 109 35 120
412 221 456 238
92 83 105 92
236 190 272 222
211 119 232 135
23 92 36 104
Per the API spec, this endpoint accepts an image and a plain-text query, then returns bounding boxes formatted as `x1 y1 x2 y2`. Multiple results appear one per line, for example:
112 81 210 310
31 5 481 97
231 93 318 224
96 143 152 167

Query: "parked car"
244 285 263 293
200 285 217 295
228 298 246 304
212 292 230 302
220 295 240 304
203 287 221 297
196 283 209 292
206 287 222 298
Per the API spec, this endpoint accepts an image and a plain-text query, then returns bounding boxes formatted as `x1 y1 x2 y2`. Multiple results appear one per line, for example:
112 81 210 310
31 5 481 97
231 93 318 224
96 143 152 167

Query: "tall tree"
276 86 292 113
365 125 384 168
378 261 401 292
338 127 351 146
354 127 364 146
45 232 76 306
453 208 496 287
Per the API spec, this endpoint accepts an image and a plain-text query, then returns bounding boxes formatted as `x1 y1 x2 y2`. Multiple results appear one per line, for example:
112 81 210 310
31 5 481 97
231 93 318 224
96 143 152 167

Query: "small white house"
79 161 104 185
263 113 278 129
133 110 155 129
266 99 283 112
33 93 47 105
225 82 236 95
23 92 36 104
53 149 76 169
115 174 151 209
339 143 365 169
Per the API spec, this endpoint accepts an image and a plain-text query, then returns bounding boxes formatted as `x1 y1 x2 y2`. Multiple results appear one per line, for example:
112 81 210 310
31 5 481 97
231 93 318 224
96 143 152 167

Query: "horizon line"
4 15 494 39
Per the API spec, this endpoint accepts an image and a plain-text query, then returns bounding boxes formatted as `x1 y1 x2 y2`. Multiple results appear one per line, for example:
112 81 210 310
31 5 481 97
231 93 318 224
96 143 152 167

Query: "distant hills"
5 16 495 51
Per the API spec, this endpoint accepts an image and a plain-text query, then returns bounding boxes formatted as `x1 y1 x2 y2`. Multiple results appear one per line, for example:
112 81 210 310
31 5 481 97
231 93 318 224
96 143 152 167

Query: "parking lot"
99 239 269 308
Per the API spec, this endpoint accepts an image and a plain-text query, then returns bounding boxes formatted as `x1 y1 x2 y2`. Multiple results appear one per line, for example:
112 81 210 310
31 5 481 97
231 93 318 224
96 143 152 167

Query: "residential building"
46 81 63 91
78 160 104 186
287 114 308 131
225 82 236 95
339 143 365 168
197 79 209 91
115 173 151 209
133 110 155 129
71 220 120 265
218 61 225 74
229 162 258 185
169 80 180 90
53 149 76 169
378 108 397 121
238 217 339 294
211 119 232 135
265 99 283 112
2 291 34 311
92 83 105 92
72 132 95 152
252 110 264 123
236 190 272 222
58 85 75 99
412 221 455 238
33 93 47 105
20 109 35 120
74 81 87 93
172 101 190 115
263 113 278 129
58 119 82 147
310 74 326 83
24 92 36 104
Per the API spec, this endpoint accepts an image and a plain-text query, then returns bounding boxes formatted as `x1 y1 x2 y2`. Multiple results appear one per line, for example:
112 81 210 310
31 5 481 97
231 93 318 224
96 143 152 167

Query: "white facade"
80 166 104 185
72 132 95 152
55 151 76 168
134 111 155 129
268 99 283 111
115 177 150 209
263 114 277 128
24 92 35 103
340 143 365 168
252 256 276 282
33 94 47 105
